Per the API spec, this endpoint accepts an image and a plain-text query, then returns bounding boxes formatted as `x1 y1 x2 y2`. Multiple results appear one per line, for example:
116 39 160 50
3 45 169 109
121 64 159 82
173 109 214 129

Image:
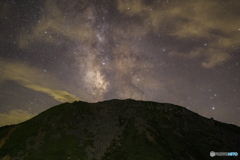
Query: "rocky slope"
0 99 239 160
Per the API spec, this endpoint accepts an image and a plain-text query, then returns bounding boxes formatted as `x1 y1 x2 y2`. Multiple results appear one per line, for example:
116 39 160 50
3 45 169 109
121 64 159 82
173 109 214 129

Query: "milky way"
0 0 240 127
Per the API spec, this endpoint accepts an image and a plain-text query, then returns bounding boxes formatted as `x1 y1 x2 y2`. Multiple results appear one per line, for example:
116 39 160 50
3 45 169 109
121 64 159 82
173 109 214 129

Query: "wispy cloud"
0 57 80 102
18 0 95 49
116 0 240 68
0 109 36 127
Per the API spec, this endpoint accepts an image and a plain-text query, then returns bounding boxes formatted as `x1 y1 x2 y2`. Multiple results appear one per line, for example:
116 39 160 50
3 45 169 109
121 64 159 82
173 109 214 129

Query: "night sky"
0 0 240 127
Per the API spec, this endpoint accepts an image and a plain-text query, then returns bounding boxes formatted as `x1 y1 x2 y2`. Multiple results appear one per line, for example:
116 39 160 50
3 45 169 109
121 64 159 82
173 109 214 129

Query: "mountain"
0 99 239 160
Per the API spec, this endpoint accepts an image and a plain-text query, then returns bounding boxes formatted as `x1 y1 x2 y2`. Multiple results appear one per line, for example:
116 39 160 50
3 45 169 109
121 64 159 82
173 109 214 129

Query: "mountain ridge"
0 99 239 160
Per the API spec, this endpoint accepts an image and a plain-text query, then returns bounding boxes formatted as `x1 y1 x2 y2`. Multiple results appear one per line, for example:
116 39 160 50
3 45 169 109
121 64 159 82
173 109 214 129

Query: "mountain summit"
0 99 239 160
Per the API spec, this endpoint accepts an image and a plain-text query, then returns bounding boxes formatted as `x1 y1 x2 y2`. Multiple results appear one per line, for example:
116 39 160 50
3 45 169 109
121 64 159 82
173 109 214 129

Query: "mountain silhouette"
0 99 239 160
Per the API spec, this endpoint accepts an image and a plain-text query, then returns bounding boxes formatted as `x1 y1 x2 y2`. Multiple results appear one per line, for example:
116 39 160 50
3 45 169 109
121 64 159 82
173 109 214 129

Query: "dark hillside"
0 99 239 160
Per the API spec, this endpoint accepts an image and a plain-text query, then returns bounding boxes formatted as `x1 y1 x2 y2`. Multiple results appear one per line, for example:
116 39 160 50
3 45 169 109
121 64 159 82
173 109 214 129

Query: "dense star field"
0 0 239 127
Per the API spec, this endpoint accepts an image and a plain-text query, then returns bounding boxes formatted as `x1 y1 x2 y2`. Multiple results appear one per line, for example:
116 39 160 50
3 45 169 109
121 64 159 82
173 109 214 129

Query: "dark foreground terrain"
0 99 239 160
